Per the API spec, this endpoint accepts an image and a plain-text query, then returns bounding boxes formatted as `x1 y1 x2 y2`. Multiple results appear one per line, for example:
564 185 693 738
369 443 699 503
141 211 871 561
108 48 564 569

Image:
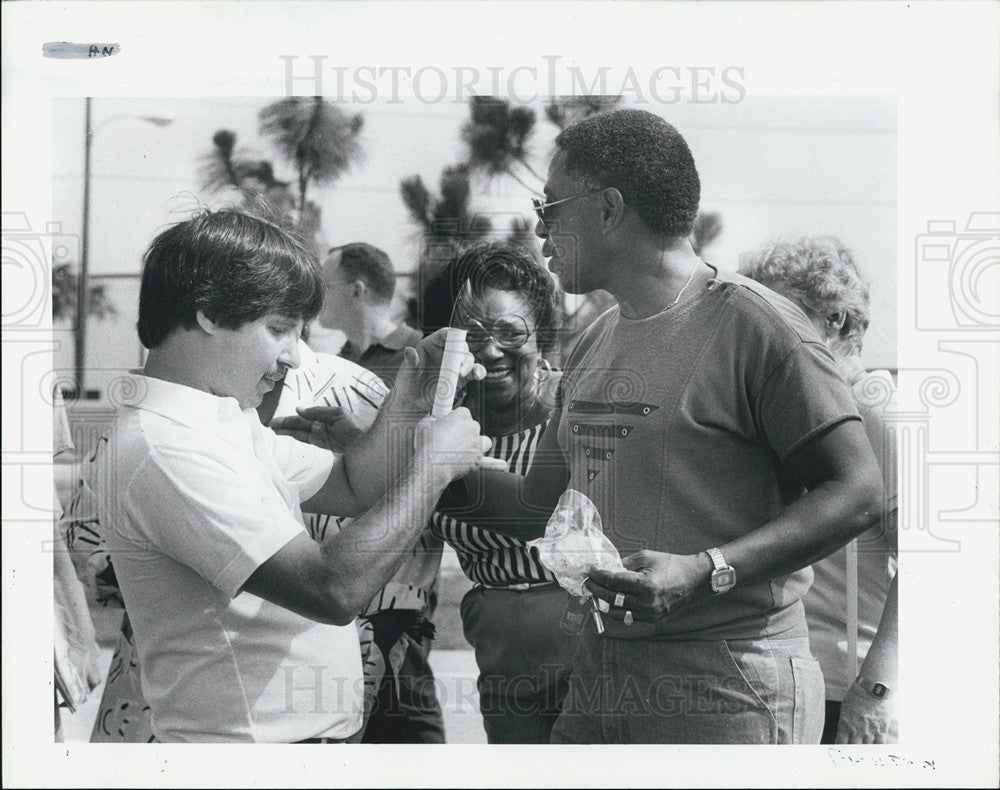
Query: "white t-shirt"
102 374 363 742
803 366 899 700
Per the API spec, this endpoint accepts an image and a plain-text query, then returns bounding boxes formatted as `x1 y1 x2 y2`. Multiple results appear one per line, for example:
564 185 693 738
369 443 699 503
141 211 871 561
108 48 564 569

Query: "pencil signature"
827 748 936 770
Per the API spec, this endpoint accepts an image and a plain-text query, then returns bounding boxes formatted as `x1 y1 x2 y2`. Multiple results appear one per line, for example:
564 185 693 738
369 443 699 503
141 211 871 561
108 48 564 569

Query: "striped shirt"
430 419 556 587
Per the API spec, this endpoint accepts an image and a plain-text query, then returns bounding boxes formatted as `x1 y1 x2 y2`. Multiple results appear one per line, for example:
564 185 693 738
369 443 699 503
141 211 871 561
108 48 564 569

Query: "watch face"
712 568 735 592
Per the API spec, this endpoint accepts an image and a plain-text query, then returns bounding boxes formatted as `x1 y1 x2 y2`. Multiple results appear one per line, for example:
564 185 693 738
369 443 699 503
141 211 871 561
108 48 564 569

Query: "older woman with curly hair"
421 240 576 744
740 236 898 744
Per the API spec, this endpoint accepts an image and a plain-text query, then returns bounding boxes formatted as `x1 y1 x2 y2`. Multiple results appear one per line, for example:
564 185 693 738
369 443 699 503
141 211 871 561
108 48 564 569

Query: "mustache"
263 366 290 383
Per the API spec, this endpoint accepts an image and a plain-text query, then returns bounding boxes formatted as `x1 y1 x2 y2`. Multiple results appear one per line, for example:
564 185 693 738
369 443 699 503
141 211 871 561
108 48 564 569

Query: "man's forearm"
435 416 568 541
857 574 898 685
339 398 427 510
719 477 882 587
436 468 557 542
319 458 450 616
339 346 452 508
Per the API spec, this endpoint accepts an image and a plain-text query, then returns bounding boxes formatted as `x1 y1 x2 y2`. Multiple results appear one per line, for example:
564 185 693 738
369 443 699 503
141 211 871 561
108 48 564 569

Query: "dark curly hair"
555 109 700 237
138 207 323 349
420 241 561 356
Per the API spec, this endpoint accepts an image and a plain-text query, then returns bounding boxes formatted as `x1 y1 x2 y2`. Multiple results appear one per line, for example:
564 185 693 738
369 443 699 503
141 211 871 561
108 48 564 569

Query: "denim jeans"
550 628 825 744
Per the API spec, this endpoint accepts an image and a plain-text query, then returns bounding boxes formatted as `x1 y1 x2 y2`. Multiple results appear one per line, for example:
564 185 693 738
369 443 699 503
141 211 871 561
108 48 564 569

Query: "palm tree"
52 261 116 323
461 95 624 195
198 98 363 251
200 130 252 191
399 165 498 329
200 130 292 199
461 97 542 191
400 165 494 276
544 95 623 130
401 96 637 347
258 97 364 220
199 128 311 238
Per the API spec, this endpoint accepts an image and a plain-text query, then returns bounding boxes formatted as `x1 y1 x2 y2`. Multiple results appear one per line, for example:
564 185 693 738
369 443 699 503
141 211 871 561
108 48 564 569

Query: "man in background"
319 243 422 388
316 242 444 743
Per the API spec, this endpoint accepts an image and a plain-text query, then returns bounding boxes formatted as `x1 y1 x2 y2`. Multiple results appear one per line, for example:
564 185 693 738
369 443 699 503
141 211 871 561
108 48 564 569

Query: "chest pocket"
562 388 661 549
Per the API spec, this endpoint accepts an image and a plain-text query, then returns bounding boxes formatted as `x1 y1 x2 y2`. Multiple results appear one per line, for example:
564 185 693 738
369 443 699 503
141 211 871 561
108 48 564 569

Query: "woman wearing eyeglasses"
421 240 576 744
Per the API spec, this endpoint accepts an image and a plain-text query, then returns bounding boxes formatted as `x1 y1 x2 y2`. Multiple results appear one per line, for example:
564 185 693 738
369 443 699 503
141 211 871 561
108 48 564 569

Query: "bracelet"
854 675 892 700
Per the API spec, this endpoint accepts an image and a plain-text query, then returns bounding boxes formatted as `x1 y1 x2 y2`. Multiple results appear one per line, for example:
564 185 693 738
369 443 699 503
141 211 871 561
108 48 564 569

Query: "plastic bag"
528 488 625 599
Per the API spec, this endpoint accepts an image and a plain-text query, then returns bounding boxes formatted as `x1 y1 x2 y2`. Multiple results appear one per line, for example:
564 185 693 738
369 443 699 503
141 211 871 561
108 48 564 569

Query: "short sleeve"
855 371 898 511
122 447 307 598
754 340 861 462
270 353 382 504
286 352 389 417
270 432 335 502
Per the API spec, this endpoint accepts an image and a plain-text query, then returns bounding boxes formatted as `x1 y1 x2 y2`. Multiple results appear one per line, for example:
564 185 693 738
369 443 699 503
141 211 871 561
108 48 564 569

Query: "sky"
50 94 898 390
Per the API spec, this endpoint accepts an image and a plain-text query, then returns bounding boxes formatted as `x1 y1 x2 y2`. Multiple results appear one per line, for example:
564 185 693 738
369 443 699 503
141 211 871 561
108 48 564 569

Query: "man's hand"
414 408 505 484
585 550 713 622
270 406 371 452
390 331 486 415
835 682 897 744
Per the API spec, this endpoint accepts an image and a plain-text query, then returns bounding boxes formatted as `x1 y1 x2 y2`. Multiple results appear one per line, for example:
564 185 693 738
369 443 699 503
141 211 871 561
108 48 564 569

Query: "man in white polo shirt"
99 207 493 742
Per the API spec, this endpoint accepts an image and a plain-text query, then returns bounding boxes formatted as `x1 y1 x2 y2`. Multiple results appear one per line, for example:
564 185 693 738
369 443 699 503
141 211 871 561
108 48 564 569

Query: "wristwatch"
705 547 736 594
855 675 892 700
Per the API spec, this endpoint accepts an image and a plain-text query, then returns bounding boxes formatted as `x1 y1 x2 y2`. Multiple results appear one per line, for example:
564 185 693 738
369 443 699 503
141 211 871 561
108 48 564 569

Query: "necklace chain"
670 258 703 307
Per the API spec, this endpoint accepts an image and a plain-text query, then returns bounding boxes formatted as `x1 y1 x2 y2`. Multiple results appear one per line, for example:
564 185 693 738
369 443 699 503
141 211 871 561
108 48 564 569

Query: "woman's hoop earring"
535 356 552 384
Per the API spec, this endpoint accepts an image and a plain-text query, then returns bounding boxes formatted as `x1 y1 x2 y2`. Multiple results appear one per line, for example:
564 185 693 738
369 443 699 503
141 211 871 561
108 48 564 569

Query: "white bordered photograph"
2 2 998 788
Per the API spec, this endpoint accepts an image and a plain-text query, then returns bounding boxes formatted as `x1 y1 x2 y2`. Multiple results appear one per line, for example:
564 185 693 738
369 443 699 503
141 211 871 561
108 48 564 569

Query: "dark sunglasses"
531 190 603 227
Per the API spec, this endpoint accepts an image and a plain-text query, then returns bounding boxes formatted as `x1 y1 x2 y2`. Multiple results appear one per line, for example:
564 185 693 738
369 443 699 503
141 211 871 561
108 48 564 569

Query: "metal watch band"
855 675 892 700
706 547 735 594
706 546 727 572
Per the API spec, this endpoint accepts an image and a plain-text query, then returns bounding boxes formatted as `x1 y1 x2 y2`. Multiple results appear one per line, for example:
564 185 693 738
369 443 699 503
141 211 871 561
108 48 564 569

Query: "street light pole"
73 100 173 397
74 97 93 395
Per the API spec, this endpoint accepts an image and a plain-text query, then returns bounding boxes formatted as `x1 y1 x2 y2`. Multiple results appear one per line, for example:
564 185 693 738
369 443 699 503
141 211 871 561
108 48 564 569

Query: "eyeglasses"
531 190 603 227
454 313 535 351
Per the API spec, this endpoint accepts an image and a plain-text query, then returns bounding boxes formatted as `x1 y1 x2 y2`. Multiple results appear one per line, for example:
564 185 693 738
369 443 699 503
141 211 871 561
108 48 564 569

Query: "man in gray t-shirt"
441 109 883 744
